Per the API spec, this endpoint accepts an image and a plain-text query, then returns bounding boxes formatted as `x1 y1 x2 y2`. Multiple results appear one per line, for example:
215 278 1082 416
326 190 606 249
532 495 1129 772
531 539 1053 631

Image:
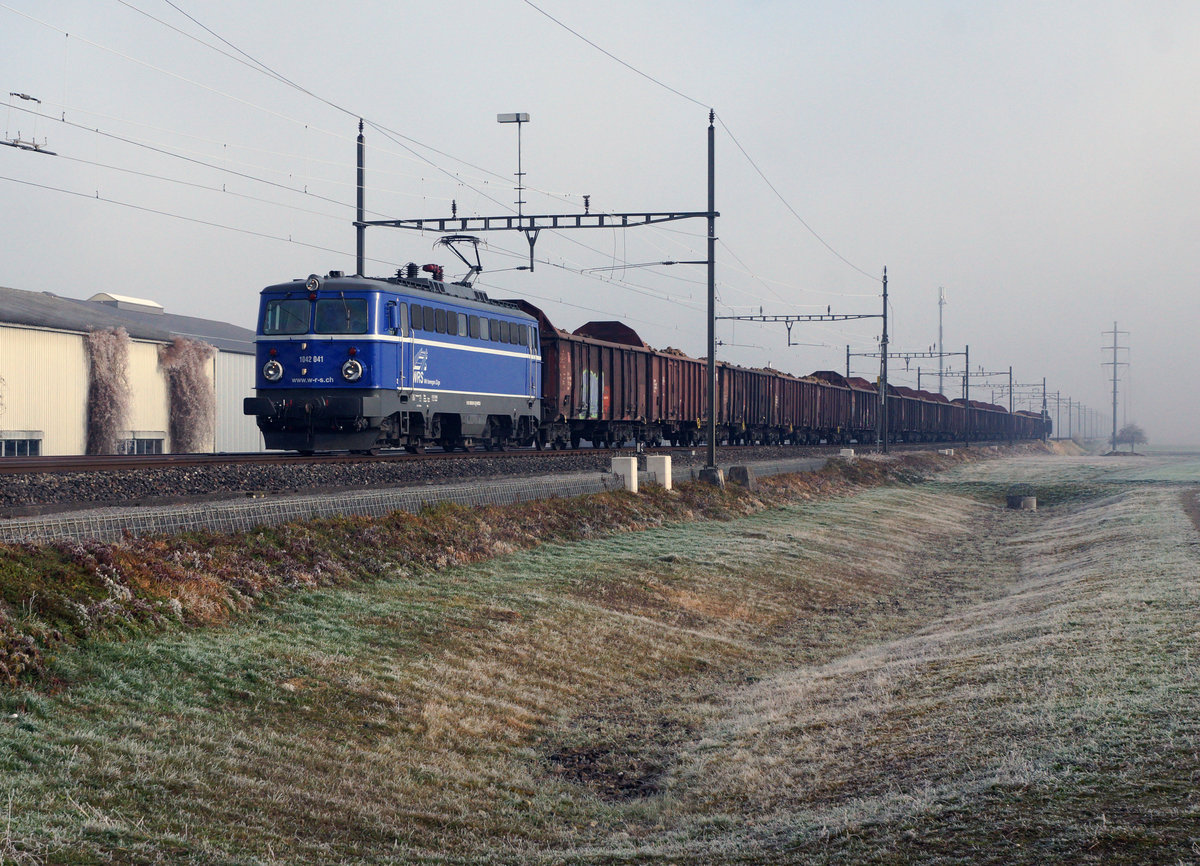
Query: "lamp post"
497 113 530 218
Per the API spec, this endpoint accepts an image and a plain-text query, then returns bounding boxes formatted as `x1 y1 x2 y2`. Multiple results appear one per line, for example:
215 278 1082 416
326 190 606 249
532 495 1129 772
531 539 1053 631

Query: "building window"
119 438 164 455
1 438 40 457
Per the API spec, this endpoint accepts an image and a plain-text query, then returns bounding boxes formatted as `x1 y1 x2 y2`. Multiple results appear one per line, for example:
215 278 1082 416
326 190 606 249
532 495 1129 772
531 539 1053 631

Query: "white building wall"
0 324 88 455
215 352 264 452
127 339 171 449
0 324 262 456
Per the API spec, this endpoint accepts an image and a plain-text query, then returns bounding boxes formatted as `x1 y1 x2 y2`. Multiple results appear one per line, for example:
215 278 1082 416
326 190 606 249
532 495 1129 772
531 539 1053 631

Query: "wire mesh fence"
0 473 624 544
0 456 829 545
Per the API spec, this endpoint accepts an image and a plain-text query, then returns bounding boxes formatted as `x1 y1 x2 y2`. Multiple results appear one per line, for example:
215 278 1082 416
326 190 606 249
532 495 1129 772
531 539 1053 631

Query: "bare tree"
1115 422 1147 453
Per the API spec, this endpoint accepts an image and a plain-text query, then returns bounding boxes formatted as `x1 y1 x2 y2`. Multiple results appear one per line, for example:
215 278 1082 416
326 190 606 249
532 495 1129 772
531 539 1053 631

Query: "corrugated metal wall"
0 325 88 455
0 323 263 455
215 352 263 452
127 339 171 447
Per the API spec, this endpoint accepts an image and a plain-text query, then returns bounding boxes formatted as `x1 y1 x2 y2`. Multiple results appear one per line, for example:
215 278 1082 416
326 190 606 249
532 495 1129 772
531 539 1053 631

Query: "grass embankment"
2 443 1198 864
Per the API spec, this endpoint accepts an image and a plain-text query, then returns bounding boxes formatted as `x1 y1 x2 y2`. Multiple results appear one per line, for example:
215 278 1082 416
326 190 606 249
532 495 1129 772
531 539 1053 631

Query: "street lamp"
497 113 529 218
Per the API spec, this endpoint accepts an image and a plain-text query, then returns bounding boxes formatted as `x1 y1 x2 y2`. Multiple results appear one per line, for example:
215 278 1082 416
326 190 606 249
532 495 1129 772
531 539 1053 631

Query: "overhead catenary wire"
119 0 880 306
0 172 397 263
517 0 878 284
3 0 875 359
0 165 710 327
9 99 717 309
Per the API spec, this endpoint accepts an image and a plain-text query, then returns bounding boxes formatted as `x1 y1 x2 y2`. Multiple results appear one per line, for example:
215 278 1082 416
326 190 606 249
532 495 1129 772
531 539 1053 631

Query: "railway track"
0 440 1000 519
0 438 982 476
0 442 866 476
0 447 554 475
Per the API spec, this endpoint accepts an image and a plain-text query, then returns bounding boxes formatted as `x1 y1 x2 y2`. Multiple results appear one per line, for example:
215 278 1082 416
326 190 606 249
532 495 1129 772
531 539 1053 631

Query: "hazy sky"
3 1 1197 442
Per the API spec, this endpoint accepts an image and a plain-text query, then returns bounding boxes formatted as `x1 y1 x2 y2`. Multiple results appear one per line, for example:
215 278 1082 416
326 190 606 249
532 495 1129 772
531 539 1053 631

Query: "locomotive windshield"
262 299 310 335
261 297 369 335
315 298 368 334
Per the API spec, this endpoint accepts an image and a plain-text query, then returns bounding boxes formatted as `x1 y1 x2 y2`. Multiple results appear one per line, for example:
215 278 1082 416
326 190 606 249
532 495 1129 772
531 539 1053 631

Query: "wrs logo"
412 347 441 387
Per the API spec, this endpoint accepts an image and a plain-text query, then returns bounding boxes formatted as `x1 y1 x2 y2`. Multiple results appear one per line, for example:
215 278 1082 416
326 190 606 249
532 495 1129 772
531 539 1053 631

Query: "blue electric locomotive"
243 264 542 453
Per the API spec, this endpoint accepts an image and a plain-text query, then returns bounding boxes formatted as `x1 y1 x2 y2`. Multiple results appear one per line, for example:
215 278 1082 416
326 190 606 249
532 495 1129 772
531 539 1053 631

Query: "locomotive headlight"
263 359 284 382
341 358 363 382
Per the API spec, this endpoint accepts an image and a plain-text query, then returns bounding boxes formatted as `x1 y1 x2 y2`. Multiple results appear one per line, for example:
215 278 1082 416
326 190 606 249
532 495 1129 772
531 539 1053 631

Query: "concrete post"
645 455 672 490
611 456 638 493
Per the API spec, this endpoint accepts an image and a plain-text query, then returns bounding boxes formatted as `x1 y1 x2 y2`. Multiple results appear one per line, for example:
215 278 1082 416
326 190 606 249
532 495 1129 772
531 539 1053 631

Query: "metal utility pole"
356 120 366 276
497 113 530 218
879 268 889 453
1042 378 1048 442
964 345 970 447
938 287 946 396
705 110 718 476
1102 322 1128 453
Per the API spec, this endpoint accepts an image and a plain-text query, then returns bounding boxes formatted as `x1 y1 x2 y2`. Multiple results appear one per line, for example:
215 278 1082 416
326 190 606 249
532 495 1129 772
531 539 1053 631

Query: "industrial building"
0 284 262 456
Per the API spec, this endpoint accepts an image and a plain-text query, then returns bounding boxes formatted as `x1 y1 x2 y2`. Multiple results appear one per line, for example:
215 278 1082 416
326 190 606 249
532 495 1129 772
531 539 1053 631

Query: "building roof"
0 284 255 354
88 292 165 314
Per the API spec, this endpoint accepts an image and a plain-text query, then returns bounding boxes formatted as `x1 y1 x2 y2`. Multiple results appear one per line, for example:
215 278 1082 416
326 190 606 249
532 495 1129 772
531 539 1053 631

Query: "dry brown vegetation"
158 337 215 454
83 327 130 455
1 443 1197 864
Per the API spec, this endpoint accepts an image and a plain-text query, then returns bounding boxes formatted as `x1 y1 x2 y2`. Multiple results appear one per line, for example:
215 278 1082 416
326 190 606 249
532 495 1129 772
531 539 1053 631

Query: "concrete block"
728 465 757 490
1006 483 1036 511
697 467 725 488
839 448 855 458
645 455 672 490
611 456 638 493
939 448 955 456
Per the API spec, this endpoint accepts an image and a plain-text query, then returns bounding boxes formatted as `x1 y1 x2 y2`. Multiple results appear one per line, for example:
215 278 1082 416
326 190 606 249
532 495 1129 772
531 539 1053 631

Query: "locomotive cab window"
385 301 408 335
314 298 368 334
263 298 310 335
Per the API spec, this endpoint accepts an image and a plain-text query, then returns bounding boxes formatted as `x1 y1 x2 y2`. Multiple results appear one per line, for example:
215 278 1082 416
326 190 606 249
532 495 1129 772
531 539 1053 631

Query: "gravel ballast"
0 446 827 518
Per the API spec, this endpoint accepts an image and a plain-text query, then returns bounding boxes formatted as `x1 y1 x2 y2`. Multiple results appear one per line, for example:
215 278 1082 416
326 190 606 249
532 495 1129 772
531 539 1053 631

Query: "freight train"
243 265 1050 453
